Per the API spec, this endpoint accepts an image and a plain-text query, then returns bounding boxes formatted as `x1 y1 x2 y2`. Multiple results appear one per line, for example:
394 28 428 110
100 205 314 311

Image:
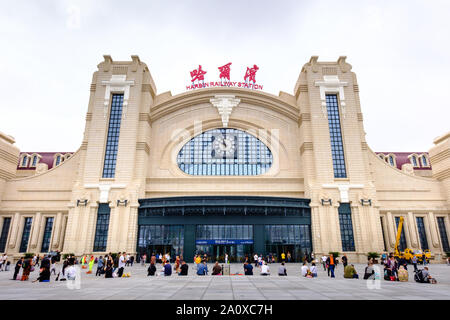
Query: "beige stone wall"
0 56 449 263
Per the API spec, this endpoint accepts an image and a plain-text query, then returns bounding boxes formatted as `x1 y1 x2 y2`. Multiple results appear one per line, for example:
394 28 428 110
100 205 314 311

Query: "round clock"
212 135 236 158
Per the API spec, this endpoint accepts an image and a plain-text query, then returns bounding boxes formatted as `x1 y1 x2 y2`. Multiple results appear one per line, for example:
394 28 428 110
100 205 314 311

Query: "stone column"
407 212 419 248
29 212 41 252
8 212 21 252
126 205 139 254
350 203 363 254
386 212 396 249
106 203 116 253
310 203 323 255
426 212 440 249
84 204 98 254
51 212 62 250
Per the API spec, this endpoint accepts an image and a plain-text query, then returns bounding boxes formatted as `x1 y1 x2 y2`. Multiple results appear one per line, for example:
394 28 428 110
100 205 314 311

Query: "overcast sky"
0 0 449 152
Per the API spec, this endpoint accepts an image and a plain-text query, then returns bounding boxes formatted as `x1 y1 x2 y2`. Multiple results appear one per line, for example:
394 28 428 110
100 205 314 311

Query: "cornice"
150 88 299 123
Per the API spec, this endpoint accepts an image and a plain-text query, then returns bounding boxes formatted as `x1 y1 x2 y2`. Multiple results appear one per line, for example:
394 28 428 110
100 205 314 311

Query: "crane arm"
394 217 404 256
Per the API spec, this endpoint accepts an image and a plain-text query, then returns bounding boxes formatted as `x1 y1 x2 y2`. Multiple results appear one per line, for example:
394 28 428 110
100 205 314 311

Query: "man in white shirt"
321 255 327 271
253 254 258 267
301 262 309 277
118 252 126 278
260 262 270 276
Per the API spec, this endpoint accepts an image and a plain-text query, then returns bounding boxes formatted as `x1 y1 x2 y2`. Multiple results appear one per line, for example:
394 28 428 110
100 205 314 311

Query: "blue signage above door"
195 239 254 245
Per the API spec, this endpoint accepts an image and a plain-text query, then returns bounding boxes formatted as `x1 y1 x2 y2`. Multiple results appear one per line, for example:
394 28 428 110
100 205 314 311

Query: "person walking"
96 256 104 276
13 257 24 280
253 253 258 267
326 254 336 278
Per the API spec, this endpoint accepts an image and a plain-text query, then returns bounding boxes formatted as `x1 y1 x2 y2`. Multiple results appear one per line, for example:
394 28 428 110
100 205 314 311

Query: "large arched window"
177 128 273 176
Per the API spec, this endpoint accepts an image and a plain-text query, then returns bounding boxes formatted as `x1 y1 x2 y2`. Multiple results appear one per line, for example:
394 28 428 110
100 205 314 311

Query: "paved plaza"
0 262 449 300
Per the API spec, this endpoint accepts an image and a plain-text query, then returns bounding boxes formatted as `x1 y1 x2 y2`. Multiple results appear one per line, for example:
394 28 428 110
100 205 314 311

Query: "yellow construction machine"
393 217 433 263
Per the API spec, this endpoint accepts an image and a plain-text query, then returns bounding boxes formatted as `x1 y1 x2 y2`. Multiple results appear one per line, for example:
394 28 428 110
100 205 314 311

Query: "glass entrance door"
196 244 253 263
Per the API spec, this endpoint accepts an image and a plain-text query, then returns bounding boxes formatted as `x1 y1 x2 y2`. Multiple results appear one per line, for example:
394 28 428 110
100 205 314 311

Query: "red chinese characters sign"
186 63 263 91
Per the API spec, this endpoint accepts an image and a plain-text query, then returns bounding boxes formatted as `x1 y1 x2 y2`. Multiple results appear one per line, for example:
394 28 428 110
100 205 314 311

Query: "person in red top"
326 254 336 278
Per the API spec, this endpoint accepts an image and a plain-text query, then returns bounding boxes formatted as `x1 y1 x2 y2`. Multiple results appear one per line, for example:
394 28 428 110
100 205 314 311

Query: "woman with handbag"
21 258 32 281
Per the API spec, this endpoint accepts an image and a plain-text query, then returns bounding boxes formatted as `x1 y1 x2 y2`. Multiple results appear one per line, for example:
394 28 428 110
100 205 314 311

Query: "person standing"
287 252 291 263
310 262 318 277
321 255 327 271
224 253 228 264
412 255 418 272
281 252 286 262
96 256 104 276
13 257 24 280
422 253 427 266
326 254 336 278
118 252 126 278
21 258 32 281
253 253 258 267
342 254 348 268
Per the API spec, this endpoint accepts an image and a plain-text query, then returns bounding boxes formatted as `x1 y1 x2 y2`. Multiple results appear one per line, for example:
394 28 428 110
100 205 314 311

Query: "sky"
0 0 449 152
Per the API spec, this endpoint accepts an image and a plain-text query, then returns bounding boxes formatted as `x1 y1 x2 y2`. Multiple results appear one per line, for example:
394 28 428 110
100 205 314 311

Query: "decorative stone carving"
102 75 135 119
35 163 48 174
402 163 414 175
314 75 348 118
210 95 241 127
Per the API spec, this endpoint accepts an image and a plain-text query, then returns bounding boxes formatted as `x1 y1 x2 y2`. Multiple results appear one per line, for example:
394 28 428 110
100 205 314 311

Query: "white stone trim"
322 183 364 203
314 75 348 118
102 75 135 119
210 95 241 127
84 183 126 203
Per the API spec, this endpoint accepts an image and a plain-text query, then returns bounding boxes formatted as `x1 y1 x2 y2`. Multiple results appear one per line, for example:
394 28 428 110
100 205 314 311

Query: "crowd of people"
2 251 442 283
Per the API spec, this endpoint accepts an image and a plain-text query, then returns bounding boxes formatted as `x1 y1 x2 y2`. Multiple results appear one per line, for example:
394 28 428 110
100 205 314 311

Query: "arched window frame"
378 153 385 161
53 153 63 167
19 154 31 168
387 153 396 167
409 154 419 167
30 153 41 168
419 154 430 168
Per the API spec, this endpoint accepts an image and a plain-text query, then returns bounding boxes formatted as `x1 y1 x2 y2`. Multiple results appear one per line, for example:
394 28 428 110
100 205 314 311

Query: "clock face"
212 134 236 158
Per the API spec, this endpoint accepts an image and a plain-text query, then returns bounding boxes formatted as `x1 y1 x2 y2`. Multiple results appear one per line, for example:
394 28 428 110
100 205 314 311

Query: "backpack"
414 269 425 283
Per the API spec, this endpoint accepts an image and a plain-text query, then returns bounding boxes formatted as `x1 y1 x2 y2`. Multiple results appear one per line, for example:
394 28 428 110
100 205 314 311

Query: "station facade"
0 55 449 263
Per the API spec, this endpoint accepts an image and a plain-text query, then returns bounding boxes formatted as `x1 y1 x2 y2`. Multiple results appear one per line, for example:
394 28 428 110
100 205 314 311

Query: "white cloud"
0 0 449 152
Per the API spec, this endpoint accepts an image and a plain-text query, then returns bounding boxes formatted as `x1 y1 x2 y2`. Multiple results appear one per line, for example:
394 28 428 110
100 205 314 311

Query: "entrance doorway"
196 244 253 263
265 244 306 262
145 245 175 262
